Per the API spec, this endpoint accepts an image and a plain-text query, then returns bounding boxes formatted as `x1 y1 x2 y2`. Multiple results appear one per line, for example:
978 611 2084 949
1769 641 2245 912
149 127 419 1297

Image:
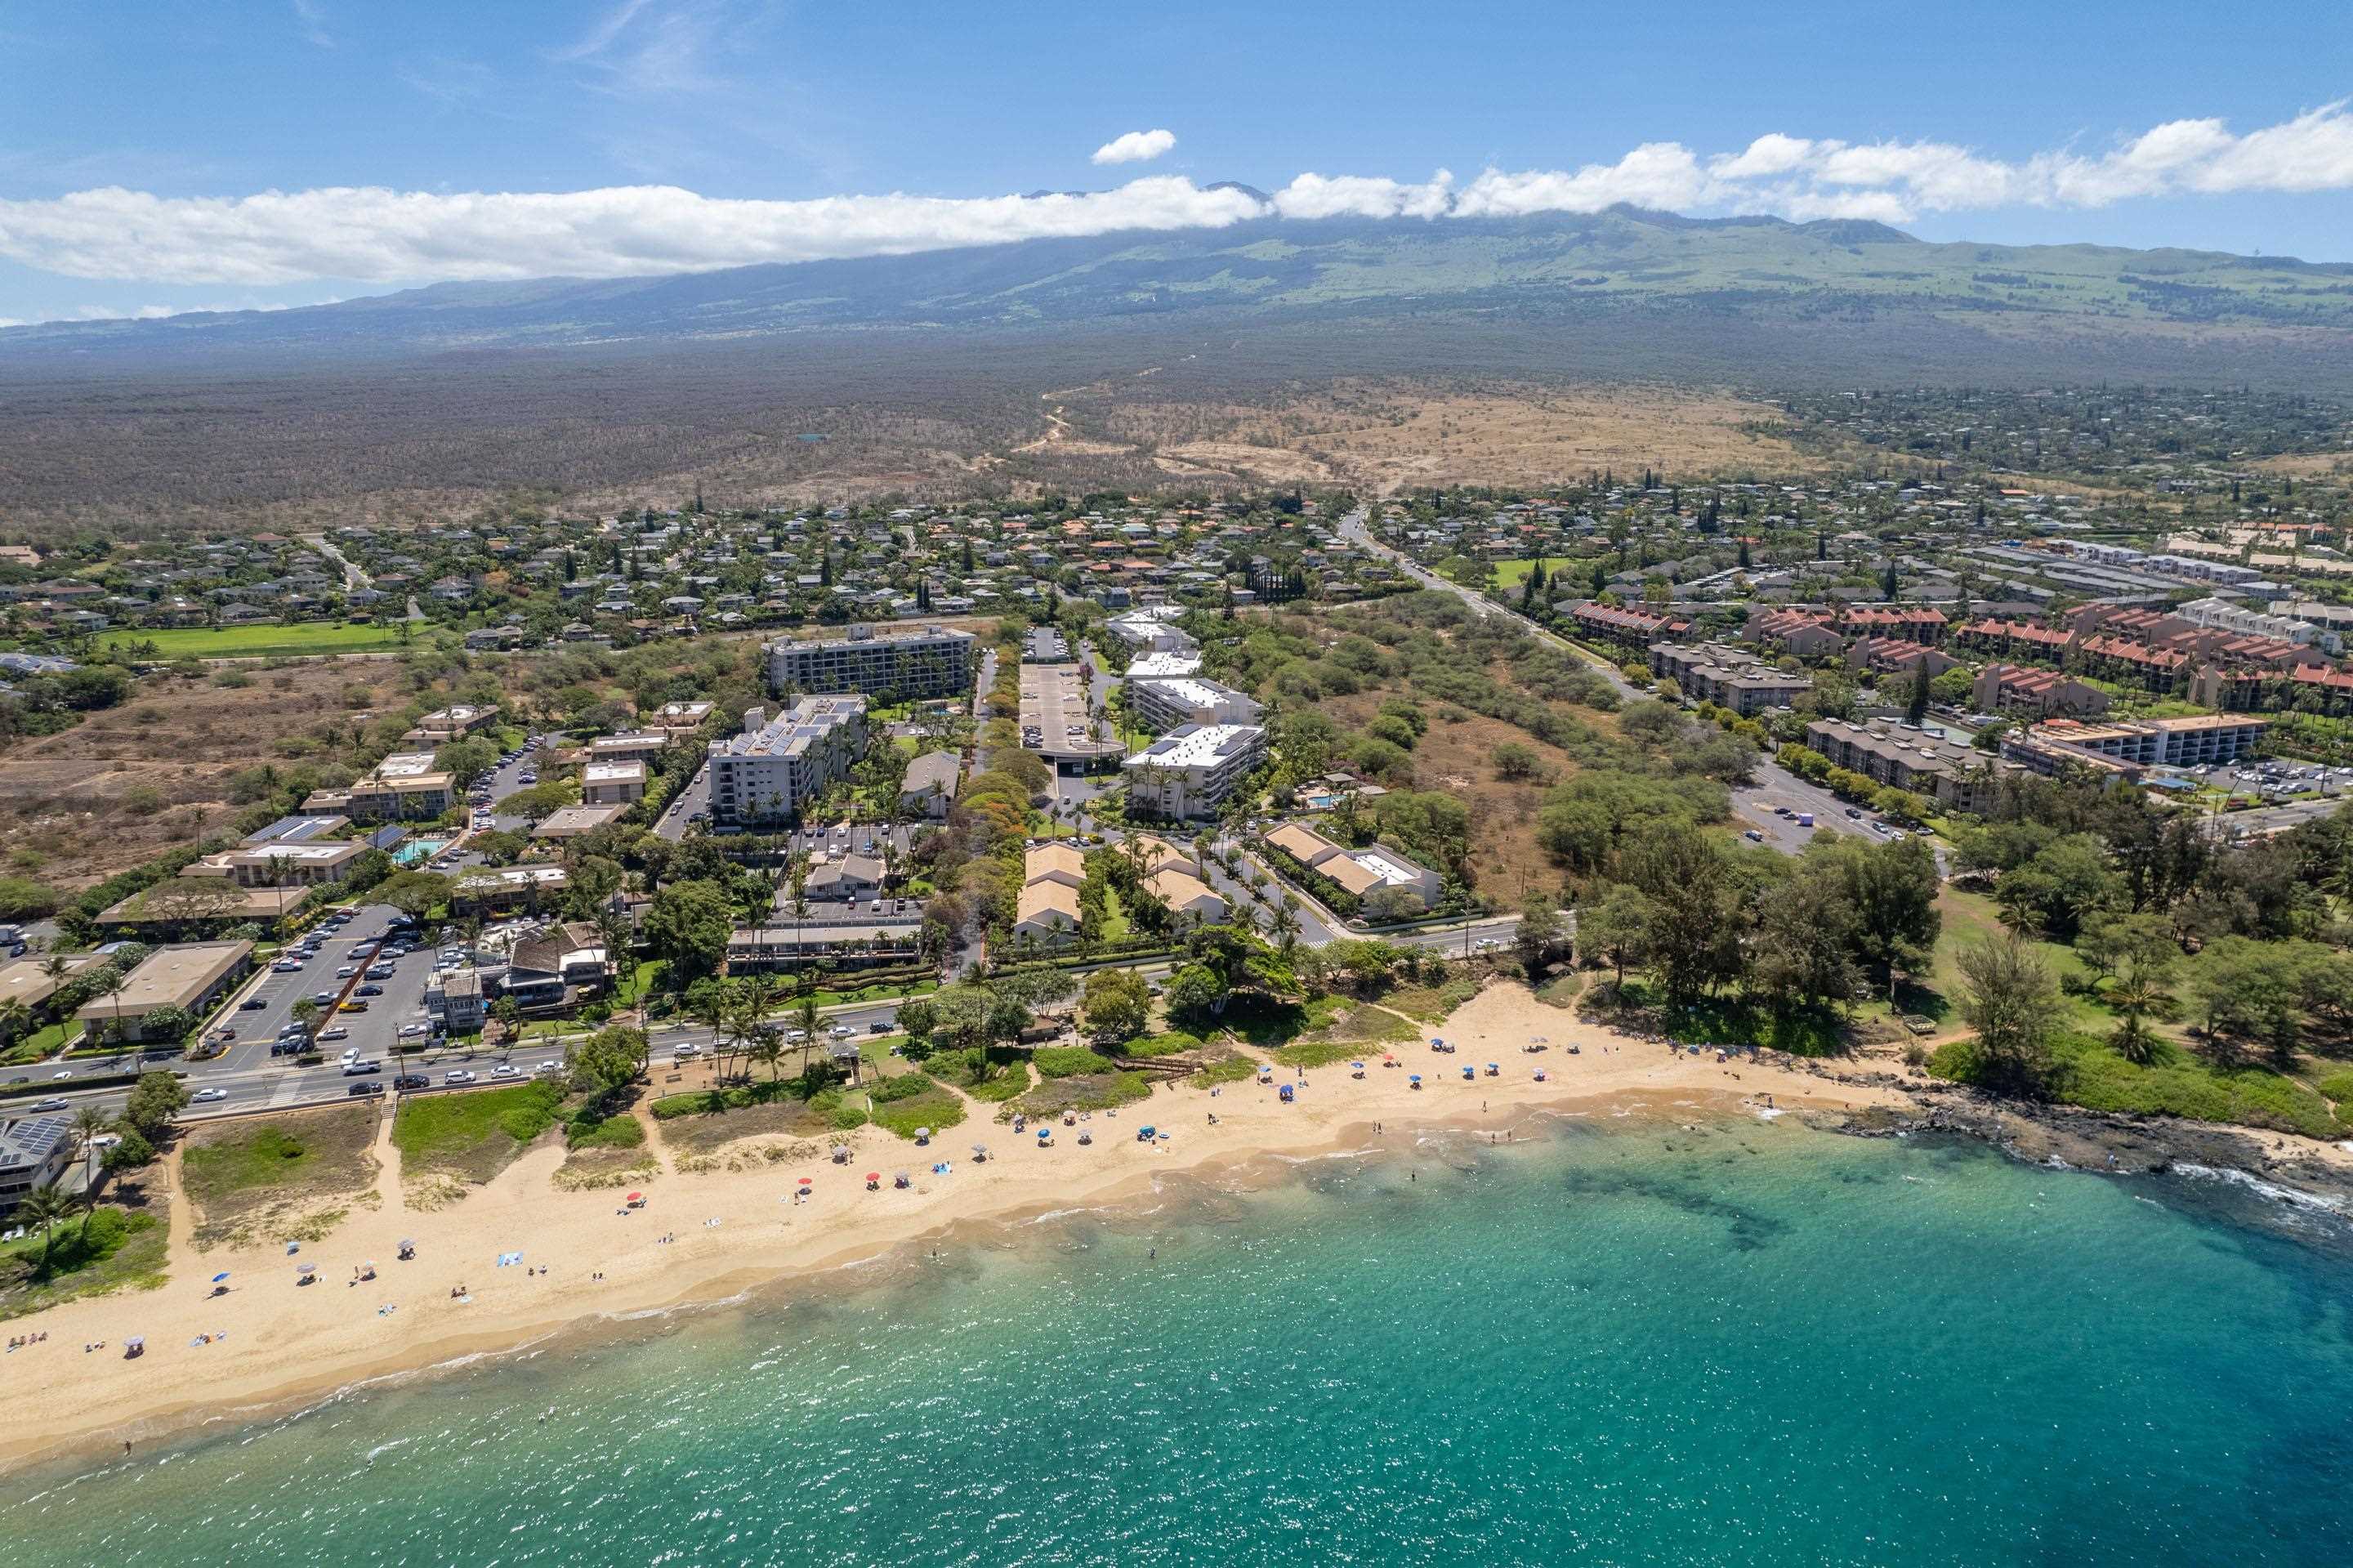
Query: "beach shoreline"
5 979 2346 1477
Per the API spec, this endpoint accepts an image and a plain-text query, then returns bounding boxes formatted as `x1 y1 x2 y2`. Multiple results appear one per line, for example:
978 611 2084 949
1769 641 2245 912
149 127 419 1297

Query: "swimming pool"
392 838 448 865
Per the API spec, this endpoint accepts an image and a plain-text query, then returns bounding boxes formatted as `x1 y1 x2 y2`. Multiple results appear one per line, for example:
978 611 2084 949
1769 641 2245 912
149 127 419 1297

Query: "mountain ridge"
6 202 2349 368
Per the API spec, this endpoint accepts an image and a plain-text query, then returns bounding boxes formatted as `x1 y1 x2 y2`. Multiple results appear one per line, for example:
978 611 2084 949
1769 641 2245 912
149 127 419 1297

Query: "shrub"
868 1070 937 1104
1032 1045 1118 1079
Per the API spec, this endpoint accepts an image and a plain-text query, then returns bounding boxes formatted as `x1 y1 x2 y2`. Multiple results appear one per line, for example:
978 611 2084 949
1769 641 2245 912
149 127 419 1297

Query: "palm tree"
795 995 823 1079
1268 897 1302 964
15 1183 71 1273
2105 961 2177 1065
692 983 733 1076
71 1104 113 1184
0 997 29 1051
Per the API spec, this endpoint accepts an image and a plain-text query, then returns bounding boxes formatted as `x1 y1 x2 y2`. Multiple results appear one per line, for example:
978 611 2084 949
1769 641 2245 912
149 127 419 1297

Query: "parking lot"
213 901 440 1078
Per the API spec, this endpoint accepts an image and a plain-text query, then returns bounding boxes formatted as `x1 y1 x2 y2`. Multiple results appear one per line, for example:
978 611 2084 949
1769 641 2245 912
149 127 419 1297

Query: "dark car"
356 985 384 997
240 997 268 1011
347 1080 386 1097
394 1074 429 1091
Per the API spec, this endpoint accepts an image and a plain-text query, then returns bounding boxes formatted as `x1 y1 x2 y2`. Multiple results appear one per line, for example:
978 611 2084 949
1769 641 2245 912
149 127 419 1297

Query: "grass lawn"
864 1072 969 1139
1489 557 1578 589
0 1021 74 1066
1098 884 1132 944
0 1207 167 1321
392 1082 563 1183
650 1079 867 1156
100 622 416 660
1186 1050 1261 1088
180 1105 380 1249
1933 1032 2353 1141
1380 977 1482 1024
1900 888 2109 1032
617 959 667 1005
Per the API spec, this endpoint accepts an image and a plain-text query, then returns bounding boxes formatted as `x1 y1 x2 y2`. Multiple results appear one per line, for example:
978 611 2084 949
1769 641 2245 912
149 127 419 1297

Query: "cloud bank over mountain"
2 104 2347 290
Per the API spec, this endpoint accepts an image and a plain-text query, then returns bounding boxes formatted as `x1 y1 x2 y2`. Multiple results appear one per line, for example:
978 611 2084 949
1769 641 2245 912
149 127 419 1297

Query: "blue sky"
0 0 2347 323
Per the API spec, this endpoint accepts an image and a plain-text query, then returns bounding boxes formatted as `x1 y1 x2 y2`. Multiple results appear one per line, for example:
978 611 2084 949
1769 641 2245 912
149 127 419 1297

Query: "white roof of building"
1127 651 1203 680
1125 724 1263 770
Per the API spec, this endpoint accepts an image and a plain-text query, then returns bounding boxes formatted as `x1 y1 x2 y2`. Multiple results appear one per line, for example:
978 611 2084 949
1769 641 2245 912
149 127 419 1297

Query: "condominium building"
1262 821 1440 913
706 695 869 827
1571 601 1691 649
402 704 500 744
2005 714 2269 778
766 623 974 699
1122 723 1266 820
304 752 453 822
1104 607 1199 656
2174 596 2338 654
1802 720 2014 814
182 840 368 889
74 940 255 1043
1126 673 1264 733
581 760 648 806
1647 641 1812 717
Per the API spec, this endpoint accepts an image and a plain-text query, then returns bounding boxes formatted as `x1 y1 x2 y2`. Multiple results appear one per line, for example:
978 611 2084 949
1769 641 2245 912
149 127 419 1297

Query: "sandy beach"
0 984 1931 1472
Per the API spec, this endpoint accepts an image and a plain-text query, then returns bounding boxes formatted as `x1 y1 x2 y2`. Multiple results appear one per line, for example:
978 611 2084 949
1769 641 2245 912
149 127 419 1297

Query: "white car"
491 1064 520 1079
319 1026 350 1042
445 1069 476 1084
397 1022 431 1039
193 1088 230 1103
51 1070 73 1080
537 1059 565 1076
828 1024 853 1039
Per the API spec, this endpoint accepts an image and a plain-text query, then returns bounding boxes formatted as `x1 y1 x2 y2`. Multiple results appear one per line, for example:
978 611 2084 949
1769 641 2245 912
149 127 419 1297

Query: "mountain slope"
7 204 2351 362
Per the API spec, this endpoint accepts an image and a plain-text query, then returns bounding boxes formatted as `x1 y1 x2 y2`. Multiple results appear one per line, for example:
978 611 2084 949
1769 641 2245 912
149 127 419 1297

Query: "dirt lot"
1323 685 1605 900
0 657 410 890
1095 380 1813 494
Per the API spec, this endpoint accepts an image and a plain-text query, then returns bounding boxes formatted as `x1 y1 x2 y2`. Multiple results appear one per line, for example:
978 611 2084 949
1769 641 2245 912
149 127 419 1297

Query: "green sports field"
97 622 417 659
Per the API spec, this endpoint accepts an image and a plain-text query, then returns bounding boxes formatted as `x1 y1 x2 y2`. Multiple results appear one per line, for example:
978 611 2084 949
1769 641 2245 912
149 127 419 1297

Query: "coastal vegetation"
0 1205 166 1321
179 1106 379 1250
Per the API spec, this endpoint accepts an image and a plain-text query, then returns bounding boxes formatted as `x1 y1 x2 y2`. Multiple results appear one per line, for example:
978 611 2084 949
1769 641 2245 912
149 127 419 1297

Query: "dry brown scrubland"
1 658 409 890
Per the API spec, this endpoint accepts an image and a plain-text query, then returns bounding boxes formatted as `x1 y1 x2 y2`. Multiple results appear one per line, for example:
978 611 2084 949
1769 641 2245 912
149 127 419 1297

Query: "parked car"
356 985 384 997
394 1074 429 1091
491 1064 520 1079
29 1097 67 1111
347 1081 385 1097
339 999 368 1013
335 965 358 977
240 997 269 1010
445 1069 477 1084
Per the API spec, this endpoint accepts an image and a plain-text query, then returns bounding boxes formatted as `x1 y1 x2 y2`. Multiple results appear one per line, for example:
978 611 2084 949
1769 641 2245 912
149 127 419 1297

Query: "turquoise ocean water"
8 1119 2352 1566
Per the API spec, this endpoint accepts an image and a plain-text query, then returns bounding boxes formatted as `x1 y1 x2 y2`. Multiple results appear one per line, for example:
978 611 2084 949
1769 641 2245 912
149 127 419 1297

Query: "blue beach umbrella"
211 1271 230 1284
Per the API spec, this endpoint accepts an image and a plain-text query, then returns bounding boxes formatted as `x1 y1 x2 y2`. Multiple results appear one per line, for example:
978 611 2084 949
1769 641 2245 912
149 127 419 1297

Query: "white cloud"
1273 170 1453 220
1091 128 1176 167
2 105 2349 299
0 177 1271 287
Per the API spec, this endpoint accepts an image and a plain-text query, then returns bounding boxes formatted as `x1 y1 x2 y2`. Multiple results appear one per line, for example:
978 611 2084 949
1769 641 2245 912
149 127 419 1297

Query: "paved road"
480 734 556 833
2217 794 2350 839
653 760 708 841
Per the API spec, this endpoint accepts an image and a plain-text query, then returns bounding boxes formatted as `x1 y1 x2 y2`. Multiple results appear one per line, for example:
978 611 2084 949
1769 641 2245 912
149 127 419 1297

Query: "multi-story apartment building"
2003 714 2269 778
1803 720 2014 814
1647 641 1813 717
707 695 868 827
1122 723 1266 820
766 623 974 699
304 752 453 822
1126 673 1264 733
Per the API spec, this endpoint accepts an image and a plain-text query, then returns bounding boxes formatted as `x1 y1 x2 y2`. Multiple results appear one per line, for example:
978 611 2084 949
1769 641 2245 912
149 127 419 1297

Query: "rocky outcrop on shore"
1761 1051 2353 1214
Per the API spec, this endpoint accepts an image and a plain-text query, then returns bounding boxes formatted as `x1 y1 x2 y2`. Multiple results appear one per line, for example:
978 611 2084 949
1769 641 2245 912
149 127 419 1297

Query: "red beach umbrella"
626 1191 643 1201
797 1177 813 1186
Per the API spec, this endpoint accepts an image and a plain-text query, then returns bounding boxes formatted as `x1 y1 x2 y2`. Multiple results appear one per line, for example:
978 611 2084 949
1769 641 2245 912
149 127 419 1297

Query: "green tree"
14 1183 71 1272
1575 884 1654 989
101 1125 156 1173
1955 936 2064 1095
573 1023 647 1102
1081 967 1152 1046
122 1070 190 1140
1162 963 1228 1025
642 879 735 980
